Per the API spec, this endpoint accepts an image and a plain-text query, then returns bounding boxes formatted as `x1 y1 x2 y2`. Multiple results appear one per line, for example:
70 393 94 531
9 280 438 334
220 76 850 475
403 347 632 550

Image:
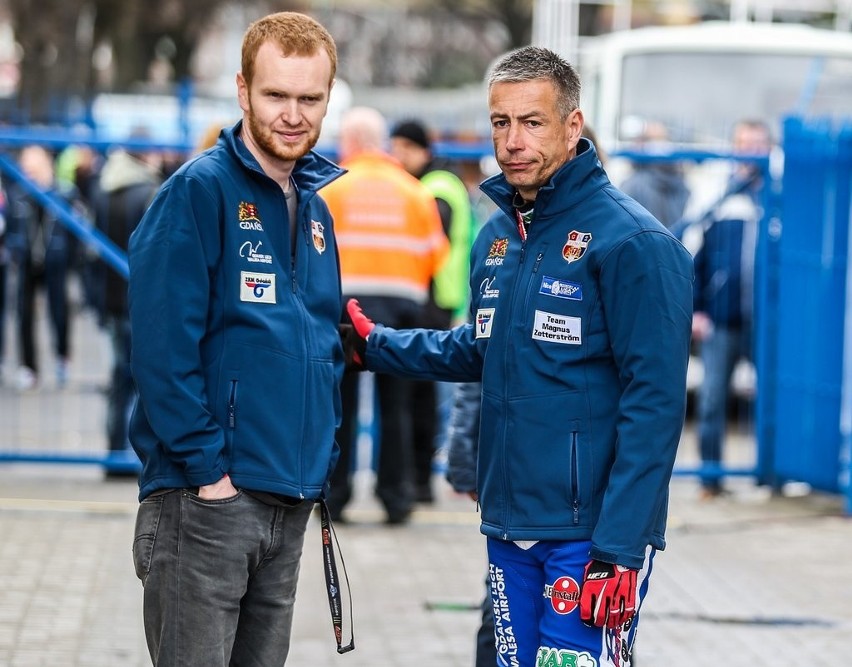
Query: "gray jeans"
133 489 313 666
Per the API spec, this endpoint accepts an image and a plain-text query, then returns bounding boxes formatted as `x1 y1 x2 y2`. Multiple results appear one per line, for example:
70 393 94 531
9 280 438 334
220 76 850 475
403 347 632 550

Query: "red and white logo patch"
311 220 326 254
562 230 591 263
543 576 580 614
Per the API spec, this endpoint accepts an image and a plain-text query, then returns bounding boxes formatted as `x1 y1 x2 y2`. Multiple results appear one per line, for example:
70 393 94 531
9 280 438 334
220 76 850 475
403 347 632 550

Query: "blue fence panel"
768 117 851 501
0 152 129 278
841 124 852 513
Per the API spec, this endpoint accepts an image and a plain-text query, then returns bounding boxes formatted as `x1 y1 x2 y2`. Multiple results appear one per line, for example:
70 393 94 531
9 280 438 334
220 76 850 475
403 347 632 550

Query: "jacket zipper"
522 251 545 314
288 195 311 497
570 432 580 525
500 230 540 539
228 380 238 429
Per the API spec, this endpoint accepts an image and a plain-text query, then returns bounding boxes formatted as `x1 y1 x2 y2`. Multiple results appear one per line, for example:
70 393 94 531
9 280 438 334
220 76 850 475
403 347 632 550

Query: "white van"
579 21 852 153
579 21 852 398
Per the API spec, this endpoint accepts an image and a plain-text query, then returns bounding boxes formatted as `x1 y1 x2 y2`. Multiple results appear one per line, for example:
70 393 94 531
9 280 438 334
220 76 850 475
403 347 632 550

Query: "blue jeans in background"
697 324 751 491
105 316 136 452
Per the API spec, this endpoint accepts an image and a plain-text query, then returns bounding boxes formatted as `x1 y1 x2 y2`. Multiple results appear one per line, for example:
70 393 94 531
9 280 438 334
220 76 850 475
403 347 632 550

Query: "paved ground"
1 297 851 666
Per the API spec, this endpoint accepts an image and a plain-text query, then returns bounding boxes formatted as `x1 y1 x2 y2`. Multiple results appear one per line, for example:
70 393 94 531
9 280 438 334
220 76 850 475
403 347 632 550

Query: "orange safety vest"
321 151 449 303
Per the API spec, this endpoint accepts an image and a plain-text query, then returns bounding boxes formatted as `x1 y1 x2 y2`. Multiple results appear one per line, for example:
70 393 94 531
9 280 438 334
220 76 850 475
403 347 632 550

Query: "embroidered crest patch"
562 231 591 263
311 220 326 254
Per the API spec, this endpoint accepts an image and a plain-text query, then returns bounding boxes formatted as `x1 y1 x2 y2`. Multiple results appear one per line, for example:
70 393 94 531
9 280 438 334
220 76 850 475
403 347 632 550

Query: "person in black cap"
390 119 475 504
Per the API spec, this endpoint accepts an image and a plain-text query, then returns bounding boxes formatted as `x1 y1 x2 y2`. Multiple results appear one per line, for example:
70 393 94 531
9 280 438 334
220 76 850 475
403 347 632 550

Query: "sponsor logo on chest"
240 271 276 304
539 276 583 300
480 276 500 300
485 237 509 266
562 230 591 263
532 310 581 345
311 220 326 254
238 201 264 231
475 308 495 338
239 240 272 264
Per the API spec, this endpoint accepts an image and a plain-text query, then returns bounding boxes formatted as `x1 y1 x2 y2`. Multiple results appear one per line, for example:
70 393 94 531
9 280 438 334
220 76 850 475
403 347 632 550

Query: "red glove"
339 299 375 370
579 560 638 628
347 299 375 339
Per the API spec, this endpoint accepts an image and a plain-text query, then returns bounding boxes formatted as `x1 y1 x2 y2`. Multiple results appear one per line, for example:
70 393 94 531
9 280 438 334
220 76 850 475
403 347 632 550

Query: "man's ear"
569 108 585 145
236 72 249 113
564 109 585 158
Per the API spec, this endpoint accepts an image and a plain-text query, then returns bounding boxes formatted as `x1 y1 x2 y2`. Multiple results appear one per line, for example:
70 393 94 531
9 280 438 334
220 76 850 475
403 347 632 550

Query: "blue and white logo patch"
239 240 273 264
539 276 583 301
480 276 500 300
240 271 276 304
475 308 495 339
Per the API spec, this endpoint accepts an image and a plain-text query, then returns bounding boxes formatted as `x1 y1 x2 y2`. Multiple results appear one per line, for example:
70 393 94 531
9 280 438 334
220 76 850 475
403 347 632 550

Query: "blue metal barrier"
0 149 138 472
0 126 194 155
0 152 129 279
762 117 852 512
0 449 141 472
2 140 145 471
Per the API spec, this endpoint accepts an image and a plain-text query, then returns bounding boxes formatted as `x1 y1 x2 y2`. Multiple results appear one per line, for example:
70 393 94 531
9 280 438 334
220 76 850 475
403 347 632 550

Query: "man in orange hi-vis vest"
321 106 448 525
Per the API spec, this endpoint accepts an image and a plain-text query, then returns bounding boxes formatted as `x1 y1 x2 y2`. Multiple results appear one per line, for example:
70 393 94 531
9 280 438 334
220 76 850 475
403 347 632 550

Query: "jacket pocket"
132 492 167 584
217 344 336 493
223 377 238 459
227 379 238 429
501 392 591 531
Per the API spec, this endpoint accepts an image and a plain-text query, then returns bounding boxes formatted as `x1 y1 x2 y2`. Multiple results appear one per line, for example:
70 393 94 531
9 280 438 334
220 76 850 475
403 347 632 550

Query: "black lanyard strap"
319 500 355 654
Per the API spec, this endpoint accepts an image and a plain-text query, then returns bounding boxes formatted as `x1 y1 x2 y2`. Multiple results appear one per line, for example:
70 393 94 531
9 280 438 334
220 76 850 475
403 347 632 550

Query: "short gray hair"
487 46 580 120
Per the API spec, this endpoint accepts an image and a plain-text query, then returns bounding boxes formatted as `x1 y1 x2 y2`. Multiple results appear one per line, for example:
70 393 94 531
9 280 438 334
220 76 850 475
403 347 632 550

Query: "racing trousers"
486 537 655 667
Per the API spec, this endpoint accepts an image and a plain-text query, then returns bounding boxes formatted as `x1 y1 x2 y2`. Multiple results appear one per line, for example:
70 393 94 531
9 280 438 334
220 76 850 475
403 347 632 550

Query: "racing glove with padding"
579 559 638 628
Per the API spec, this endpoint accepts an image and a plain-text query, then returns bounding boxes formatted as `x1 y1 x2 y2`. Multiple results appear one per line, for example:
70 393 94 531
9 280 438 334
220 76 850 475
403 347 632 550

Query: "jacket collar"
479 138 608 222
222 120 346 194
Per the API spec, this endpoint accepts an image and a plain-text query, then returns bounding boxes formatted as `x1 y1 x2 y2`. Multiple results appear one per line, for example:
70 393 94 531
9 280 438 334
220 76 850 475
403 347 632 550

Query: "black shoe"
415 484 434 504
698 485 729 501
385 509 411 525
